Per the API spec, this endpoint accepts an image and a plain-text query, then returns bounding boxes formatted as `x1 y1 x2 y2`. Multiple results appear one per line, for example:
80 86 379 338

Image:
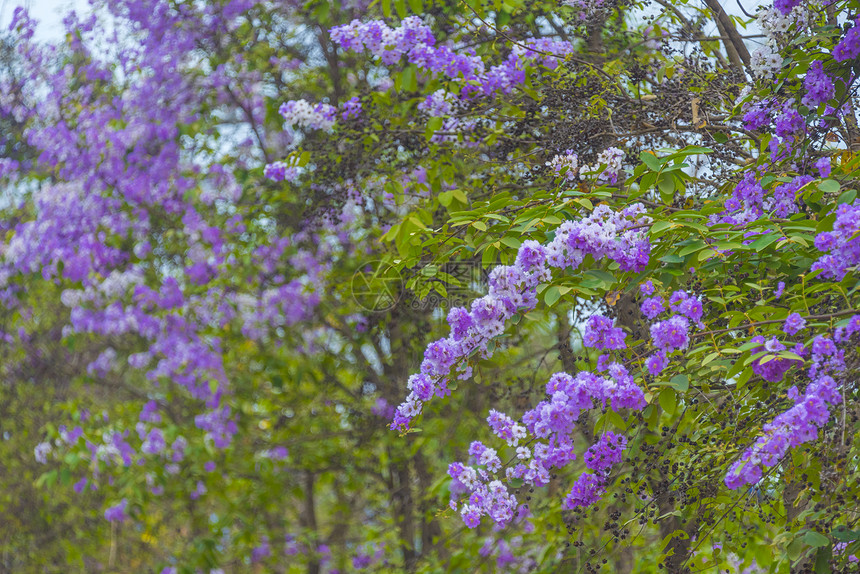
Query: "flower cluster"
812 200 860 280
802 60 835 107
448 366 642 528
104 499 128 522
833 22 860 62
783 312 806 335
546 150 579 181
742 99 773 131
391 203 651 431
418 89 458 117
331 17 574 100
773 0 802 15
416 89 476 143
713 171 814 225
330 16 436 64
748 336 804 382
639 289 704 376
583 315 626 350
583 430 627 472
639 296 662 320
263 161 299 183
750 43 782 78
725 332 846 489
650 316 691 351
479 528 538 572
758 5 802 35
581 147 625 184
340 96 362 120
0 0 323 501
278 99 337 131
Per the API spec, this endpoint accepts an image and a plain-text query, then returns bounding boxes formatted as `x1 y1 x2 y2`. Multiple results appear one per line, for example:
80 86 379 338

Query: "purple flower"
774 106 805 139
73 478 88 494
563 473 604 508
340 96 362 120
141 428 166 455
743 100 772 131
803 60 835 107
834 25 860 62
773 0 801 15
461 504 482 528
140 400 161 423
812 201 860 280
726 351 844 490
583 315 626 350
104 499 128 522
547 150 579 180
264 161 299 183
393 204 651 431
749 336 802 382
251 537 271 563
650 316 690 351
668 291 702 323
835 315 860 343
352 552 373 569
640 296 664 319
783 313 806 335
645 352 668 375
583 431 627 472
774 282 786 299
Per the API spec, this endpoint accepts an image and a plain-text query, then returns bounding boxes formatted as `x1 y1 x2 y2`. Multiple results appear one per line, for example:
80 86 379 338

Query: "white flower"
34 441 52 464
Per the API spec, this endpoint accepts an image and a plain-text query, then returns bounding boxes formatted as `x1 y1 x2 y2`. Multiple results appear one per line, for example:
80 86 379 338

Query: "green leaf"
831 527 860 542
401 65 417 92
670 145 714 157
585 269 616 285
500 236 522 249
425 116 443 140
803 531 831 548
698 248 717 262
786 535 805 561
658 173 675 202
749 233 781 252
640 151 662 171
544 285 562 307
837 188 857 205
668 374 689 391
679 240 706 256
651 220 676 235
814 545 833 574
659 388 676 415
817 179 841 193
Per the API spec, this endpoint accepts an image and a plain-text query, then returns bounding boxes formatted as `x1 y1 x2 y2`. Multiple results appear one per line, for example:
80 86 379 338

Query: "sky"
0 0 89 39
2 0 760 41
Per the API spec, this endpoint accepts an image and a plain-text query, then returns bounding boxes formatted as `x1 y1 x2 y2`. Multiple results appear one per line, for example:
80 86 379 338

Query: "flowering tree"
1 0 859 572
